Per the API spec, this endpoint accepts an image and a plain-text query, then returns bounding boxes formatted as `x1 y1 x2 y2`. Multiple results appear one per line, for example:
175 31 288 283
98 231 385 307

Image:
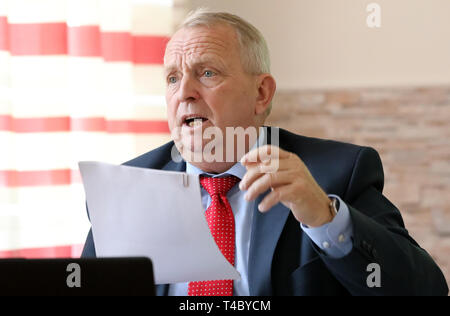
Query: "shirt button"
338 234 345 243
322 241 330 249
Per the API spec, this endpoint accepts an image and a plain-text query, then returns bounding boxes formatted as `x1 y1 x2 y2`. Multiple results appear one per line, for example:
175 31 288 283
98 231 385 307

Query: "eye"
168 76 177 84
203 70 215 78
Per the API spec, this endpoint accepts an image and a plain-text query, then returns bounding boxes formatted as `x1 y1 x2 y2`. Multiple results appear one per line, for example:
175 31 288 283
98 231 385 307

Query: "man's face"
164 24 259 163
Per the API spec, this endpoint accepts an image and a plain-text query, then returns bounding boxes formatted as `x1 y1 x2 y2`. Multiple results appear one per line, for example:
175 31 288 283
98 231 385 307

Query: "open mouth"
183 115 209 128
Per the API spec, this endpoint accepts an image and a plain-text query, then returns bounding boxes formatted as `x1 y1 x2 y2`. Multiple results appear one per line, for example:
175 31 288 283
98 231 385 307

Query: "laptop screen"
0 257 155 296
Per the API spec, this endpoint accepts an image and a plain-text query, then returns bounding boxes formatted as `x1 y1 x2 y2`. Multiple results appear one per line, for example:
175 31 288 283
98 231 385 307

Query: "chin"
175 134 206 162
183 135 205 153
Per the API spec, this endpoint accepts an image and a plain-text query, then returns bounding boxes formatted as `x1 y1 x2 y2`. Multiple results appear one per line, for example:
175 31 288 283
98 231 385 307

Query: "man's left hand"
239 145 334 227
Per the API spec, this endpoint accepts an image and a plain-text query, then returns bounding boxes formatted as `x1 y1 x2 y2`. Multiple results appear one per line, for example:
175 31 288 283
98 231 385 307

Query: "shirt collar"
185 126 266 180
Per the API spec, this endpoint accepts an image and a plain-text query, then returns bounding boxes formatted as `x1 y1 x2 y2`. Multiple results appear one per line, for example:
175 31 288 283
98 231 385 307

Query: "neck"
188 161 238 174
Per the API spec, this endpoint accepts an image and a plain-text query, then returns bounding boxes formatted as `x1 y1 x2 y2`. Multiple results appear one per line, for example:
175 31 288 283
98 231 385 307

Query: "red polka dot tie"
188 175 240 296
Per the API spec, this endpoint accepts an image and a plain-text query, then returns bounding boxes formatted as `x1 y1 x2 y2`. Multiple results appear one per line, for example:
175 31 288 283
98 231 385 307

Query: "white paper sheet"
78 161 240 284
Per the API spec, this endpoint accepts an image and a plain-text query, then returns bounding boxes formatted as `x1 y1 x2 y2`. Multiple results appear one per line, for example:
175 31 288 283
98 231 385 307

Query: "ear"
254 74 277 116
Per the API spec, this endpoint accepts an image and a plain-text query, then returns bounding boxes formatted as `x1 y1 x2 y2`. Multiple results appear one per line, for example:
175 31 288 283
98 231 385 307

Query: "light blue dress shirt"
168 133 354 296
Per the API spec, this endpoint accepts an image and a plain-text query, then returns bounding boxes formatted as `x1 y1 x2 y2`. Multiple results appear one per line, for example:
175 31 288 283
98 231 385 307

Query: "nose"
178 74 200 103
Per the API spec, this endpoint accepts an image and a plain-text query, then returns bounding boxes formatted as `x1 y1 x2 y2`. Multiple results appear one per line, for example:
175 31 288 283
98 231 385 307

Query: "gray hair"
177 8 271 76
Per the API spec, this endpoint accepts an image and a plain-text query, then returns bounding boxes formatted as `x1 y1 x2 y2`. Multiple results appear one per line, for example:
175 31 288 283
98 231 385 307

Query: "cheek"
165 95 177 129
226 88 255 119
208 84 253 114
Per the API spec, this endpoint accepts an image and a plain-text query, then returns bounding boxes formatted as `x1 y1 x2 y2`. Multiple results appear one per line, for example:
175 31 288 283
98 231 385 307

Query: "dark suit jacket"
81 127 448 296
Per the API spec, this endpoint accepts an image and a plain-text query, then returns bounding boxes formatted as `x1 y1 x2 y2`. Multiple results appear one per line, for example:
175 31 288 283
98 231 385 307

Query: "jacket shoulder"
278 128 367 158
123 141 176 169
276 128 382 196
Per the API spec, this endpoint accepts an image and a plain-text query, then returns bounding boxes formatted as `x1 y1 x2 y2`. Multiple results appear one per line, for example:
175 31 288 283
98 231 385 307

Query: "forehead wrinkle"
166 29 236 55
164 28 240 73
183 35 229 51
165 44 232 73
169 31 231 49
166 40 230 60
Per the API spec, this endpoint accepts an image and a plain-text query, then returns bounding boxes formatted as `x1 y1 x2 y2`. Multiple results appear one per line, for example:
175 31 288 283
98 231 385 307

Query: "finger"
239 164 265 191
244 170 295 202
257 185 292 212
240 159 283 190
242 156 294 173
241 145 290 165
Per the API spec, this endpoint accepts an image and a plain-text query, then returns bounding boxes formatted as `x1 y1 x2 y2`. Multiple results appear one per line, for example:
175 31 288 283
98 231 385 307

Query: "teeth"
188 119 204 127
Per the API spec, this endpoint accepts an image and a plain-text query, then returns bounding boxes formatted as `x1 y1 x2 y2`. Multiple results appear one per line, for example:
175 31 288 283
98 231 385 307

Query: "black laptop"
0 257 155 296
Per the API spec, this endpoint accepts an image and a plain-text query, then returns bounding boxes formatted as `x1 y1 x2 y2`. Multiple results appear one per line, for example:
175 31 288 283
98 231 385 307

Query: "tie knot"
200 175 240 197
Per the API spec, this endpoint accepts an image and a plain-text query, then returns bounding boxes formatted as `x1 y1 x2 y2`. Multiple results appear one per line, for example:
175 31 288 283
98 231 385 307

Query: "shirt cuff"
300 195 354 258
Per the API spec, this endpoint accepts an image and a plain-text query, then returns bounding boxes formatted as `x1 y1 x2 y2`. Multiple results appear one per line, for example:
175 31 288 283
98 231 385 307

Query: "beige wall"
187 0 450 89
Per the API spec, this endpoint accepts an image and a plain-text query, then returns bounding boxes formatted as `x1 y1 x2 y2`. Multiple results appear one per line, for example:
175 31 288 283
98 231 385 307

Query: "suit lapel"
248 192 291 296
162 158 186 173
247 126 291 296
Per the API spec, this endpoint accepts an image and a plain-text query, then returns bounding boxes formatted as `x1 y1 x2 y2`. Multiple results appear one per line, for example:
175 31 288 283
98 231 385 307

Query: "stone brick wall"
267 87 450 286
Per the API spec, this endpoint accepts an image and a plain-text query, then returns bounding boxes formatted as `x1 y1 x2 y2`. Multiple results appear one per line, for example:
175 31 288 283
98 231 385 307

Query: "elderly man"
82 9 448 296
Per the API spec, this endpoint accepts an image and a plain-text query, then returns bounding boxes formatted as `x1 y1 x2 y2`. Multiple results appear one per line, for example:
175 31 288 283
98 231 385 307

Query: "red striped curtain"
0 0 173 258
